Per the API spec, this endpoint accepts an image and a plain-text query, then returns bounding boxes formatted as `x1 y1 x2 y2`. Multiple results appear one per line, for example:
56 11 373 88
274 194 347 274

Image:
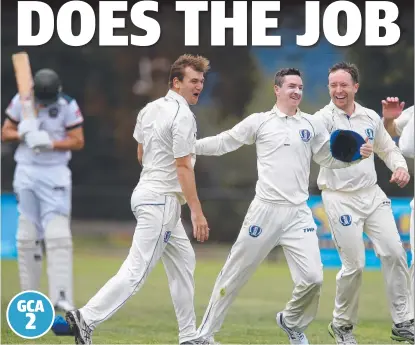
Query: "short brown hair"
329 62 359 84
168 54 210 88
274 68 302 87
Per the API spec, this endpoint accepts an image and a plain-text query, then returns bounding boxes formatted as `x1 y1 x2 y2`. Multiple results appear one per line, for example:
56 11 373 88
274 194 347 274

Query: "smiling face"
173 66 204 105
328 69 359 112
274 74 303 108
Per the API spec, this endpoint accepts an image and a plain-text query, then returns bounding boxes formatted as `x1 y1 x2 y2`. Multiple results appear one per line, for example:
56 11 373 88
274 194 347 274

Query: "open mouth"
335 95 346 100
193 92 200 97
290 95 301 100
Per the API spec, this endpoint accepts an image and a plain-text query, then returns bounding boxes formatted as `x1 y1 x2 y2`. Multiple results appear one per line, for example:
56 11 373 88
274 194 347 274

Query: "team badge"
48 107 59 118
249 225 262 238
299 129 311 142
365 128 374 140
339 214 352 226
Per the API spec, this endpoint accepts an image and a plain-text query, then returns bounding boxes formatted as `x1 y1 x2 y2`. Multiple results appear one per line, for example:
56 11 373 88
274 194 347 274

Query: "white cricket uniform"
6 93 83 232
315 101 413 326
6 93 83 306
79 90 198 343
194 105 354 339
397 107 414 307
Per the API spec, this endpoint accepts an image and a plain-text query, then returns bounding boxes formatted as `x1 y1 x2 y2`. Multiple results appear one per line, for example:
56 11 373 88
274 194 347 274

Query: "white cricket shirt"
196 105 351 205
133 90 197 204
6 93 84 166
395 105 414 136
399 112 414 159
316 101 408 192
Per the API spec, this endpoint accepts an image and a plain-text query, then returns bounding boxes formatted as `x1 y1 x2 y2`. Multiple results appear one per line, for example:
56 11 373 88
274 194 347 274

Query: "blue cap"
330 129 366 162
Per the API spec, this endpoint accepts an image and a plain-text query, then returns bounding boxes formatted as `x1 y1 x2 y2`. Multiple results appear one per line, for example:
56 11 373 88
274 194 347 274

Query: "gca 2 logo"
7 290 55 339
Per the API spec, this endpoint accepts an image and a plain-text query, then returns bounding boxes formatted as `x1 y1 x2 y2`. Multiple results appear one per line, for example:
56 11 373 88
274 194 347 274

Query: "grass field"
1 241 402 344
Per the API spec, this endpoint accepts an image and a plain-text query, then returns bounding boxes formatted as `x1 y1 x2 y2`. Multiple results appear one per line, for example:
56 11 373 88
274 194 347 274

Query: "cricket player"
382 98 414 313
1 69 84 312
66 54 210 345
314 63 414 344
188 68 373 345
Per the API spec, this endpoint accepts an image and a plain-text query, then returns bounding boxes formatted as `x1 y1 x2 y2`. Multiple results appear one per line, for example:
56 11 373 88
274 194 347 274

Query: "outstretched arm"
196 132 244 156
196 112 262 156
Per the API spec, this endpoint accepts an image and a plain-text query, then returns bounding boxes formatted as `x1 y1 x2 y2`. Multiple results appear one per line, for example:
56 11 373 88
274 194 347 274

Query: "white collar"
166 90 189 108
328 100 364 117
272 104 302 120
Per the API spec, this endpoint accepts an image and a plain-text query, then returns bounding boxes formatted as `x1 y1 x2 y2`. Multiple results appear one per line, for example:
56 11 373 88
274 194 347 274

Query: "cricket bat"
12 52 37 119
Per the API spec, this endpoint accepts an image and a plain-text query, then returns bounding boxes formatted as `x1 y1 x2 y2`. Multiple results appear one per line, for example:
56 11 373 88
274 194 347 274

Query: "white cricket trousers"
322 184 413 326
80 188 197 343
197 197 323 339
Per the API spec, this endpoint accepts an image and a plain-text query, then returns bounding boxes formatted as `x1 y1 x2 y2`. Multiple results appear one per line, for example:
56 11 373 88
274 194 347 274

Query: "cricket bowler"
314 62 414 344
1 68 84 312
65 54 210 345
187 68 373 345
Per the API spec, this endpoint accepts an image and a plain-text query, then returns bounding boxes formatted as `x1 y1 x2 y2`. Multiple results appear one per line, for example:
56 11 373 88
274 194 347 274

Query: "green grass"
1 243 399 344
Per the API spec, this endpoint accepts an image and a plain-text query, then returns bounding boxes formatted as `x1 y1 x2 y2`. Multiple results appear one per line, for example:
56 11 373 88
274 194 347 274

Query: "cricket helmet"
33 68 62 105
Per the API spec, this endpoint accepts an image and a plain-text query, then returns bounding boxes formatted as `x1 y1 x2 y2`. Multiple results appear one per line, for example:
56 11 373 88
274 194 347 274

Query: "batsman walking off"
189 68 373 345
66 54 210 345
1 69 85 312
314 62 414 344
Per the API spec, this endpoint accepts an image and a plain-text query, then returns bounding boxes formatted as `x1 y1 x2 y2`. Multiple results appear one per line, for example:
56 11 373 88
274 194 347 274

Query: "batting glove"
25 130 54 151
17 118 39 140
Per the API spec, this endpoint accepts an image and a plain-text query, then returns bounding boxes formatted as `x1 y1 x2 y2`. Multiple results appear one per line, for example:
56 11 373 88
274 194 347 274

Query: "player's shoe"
54 299 75 313
391 319 414 343
180 337 220 345
276 312 309 344
65 310 93 344
328 322 357 345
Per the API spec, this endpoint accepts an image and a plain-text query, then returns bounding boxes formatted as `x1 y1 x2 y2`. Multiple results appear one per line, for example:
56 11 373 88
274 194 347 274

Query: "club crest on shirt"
164 231 171 243
49 107 59 118
365 128 374 140
299 129 311 142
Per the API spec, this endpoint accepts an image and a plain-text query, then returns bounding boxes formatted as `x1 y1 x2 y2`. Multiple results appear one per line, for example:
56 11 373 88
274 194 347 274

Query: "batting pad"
44 215 73 306
16 214 43 291
330 129 365 162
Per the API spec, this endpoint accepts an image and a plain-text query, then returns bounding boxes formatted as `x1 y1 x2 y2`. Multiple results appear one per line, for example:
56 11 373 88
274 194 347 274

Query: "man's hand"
17 118 38 140
390 167 410 188
25 130 54 151
381 97 405 120
360 137 373 159
191 210 209 243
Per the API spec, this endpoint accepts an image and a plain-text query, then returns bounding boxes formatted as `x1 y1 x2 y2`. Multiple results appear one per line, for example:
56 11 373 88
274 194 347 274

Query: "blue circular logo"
339 214 352 226
249 225 262 237
7 290 55 339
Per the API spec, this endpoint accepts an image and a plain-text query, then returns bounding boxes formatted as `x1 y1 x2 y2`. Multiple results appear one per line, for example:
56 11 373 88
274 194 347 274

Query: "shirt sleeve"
395 106 414 136
399 114 414 158
227 113 262 145
5 94 22 123
133 109 144 144
64 99 84 130
374 116 408 171
196 132 244 156
172 108 195 159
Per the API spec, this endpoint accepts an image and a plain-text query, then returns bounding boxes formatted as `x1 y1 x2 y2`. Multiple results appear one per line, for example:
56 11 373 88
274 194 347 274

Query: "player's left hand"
390 167 410 188
25 130 54 151
360 137 373 159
